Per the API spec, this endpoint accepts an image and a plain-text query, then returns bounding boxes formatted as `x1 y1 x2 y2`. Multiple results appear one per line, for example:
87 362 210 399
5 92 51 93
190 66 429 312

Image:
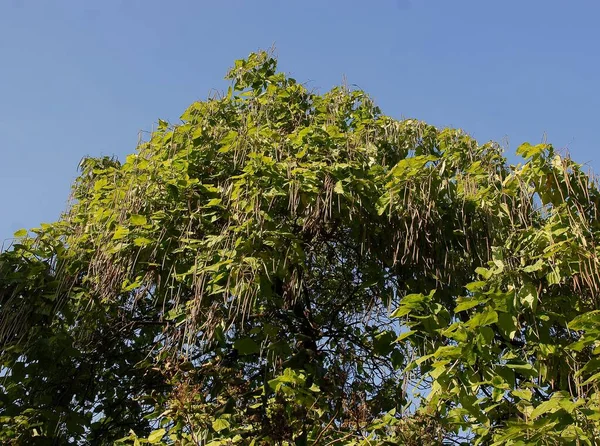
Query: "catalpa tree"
2 51 600 445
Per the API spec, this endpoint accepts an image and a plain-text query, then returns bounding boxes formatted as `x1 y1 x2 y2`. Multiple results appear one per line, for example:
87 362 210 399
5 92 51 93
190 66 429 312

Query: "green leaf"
512 388 532 401
475 267 493 280
395 330 415 342
373 330 395 355
465 281 487 292
93 177 108 191
391 349 404 370
505 361 537 377
523 259 544 273
391 293 429 318
465 309 498 329
530 398 562 420
546 269 561 285
112 226 130 240
582 371 600 386
130 214 147 226
479 326 494 345
234 337 260 355
268 368 305 391
568 311 600 331
454 296 489 313
133 237 153 247
13 229 27 237
390 155 437 177
496 312 518 340
296 147 308 158
492 259 505 273
516 142 549 159
204 198 222 208
518 282 538 312
440 323 469 343
147 428 166 443
376 194 391 215
212 418 230 432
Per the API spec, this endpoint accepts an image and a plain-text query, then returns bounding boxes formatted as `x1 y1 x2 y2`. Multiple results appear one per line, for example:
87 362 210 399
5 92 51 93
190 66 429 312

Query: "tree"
2 50 600 445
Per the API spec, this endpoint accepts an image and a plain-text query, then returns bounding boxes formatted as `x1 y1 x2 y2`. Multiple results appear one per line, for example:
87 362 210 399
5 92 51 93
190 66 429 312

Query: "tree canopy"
2 51 600 445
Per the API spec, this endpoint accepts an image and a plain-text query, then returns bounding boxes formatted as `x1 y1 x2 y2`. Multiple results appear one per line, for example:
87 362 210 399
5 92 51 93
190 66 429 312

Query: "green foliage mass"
2 51 600 445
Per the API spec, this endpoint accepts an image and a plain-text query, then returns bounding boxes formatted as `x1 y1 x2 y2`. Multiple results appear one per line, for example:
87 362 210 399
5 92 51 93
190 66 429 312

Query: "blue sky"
1 0 599 244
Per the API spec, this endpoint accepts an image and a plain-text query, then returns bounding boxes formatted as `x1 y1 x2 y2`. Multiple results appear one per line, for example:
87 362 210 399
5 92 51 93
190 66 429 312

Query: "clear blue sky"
2 0 599 244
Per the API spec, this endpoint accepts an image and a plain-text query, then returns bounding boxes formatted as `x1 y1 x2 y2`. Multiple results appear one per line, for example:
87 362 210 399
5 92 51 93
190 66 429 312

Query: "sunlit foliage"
2 51 600 445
